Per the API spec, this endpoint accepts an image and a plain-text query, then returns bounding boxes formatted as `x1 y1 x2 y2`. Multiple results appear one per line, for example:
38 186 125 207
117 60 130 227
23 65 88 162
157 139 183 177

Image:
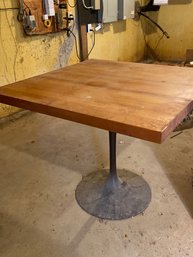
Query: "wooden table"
1 59 193 220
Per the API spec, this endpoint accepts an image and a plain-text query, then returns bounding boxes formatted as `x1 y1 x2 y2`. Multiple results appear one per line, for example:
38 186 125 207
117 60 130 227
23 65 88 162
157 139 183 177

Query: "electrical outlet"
87 24 93 32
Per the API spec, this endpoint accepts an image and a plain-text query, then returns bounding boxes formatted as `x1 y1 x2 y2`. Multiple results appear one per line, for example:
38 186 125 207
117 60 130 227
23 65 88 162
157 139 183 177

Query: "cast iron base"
75 169 151 220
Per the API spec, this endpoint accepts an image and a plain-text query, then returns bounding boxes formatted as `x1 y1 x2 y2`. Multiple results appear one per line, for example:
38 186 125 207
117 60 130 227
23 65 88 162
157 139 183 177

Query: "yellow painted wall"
146 2 193 61
0 0 145 118
0 0 78 118
88 20 145 62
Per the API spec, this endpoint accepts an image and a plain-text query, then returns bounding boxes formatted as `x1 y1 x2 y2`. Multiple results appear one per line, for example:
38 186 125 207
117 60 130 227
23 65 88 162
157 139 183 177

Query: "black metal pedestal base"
75 131 151 220
75 169 151 220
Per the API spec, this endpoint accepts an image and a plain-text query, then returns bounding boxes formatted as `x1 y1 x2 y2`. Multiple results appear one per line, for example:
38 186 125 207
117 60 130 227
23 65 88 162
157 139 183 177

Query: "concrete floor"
0 111 193 257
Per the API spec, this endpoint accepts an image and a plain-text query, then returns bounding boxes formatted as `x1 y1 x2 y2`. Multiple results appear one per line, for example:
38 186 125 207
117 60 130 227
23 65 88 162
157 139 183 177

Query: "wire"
17 0 24 21
170 131 183 139
67 0 77 8
23 1 31 11
87 29 96 56
42 0 46 14
69 28 96 61
0 7 19 11
69 30 81 60
3 2 19 82
82 0 93 9
154 34 164 50
138 11 170 39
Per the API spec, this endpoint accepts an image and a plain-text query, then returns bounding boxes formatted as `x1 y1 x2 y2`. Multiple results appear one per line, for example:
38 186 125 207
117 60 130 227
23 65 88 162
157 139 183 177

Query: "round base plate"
75 170 151 220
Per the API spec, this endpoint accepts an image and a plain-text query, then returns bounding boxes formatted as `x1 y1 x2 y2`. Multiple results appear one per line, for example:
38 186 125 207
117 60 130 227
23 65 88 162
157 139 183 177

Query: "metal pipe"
109 131 117 176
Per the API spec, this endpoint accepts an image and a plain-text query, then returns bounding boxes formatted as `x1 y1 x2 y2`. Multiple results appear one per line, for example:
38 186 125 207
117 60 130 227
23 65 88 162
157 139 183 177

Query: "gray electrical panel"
118 0 136 20
103 0 118 23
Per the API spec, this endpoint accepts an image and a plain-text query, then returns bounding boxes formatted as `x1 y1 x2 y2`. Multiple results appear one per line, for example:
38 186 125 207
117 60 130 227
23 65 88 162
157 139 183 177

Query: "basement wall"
0 0 145 118
146 1 193 61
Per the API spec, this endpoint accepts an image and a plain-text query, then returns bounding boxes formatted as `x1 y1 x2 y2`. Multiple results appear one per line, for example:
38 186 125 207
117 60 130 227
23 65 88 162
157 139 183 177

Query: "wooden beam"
78 24 88 62
76 3 88 62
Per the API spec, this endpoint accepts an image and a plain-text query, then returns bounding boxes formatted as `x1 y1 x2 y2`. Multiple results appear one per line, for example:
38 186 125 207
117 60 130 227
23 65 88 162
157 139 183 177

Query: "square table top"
0 59 193 143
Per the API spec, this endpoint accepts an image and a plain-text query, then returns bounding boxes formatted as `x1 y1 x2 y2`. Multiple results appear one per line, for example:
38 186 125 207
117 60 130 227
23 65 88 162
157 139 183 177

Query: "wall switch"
91 0 101 10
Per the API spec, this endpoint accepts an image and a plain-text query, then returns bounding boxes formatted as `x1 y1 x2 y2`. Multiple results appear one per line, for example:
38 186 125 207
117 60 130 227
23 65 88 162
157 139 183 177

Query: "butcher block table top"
0 59 193 143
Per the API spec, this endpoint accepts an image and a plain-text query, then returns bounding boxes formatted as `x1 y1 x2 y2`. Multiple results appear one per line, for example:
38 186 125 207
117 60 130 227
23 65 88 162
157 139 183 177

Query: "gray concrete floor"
0 112 193 257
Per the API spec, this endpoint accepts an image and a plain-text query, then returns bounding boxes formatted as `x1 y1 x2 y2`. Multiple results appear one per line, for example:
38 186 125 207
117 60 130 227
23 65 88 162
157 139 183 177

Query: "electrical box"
19 0 71 35
103 0 118 23
118 0 136 20
77 0 102 25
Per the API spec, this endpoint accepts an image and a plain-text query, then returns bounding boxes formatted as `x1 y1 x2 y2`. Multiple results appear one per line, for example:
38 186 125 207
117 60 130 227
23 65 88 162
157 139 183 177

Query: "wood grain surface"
0 59 193 143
